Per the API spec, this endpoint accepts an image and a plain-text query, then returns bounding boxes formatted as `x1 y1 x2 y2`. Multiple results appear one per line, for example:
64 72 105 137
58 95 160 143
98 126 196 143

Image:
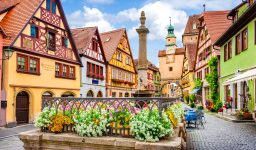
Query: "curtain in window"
46 0 51 11
31 25 36 38
52 1 56 14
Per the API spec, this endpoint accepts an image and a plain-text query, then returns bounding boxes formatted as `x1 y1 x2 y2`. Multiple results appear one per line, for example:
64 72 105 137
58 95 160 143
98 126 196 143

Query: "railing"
42 97 178 116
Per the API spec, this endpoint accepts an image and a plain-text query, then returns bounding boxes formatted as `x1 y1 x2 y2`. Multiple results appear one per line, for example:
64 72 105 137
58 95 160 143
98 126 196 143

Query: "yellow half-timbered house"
0 0 81 127
100 29 137 97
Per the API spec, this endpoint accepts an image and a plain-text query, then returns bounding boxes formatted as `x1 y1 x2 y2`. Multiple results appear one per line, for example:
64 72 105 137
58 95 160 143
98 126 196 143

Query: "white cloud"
84 0 114 4
68 6 113 32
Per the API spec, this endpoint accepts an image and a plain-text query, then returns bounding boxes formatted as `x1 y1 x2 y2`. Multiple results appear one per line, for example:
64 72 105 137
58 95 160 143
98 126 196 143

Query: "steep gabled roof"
71 27 97 52
100 28 125 61
158 48 185 57
183 14 200 35
215 2 256 46
0 0 20 15
133 59 159 72
0 0 43 46
185 44 197 71
199 11 232 44
71 26 106 63
0 0 82 65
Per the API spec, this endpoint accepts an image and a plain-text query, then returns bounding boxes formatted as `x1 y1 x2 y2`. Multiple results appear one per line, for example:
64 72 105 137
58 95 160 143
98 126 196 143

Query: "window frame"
47 30 56 51
55 62 76 79
17 54 40 75
235 33 241 55
242 28 248 51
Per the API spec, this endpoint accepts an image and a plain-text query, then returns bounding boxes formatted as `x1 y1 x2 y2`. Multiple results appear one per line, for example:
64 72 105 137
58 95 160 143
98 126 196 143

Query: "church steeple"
167 17 176 38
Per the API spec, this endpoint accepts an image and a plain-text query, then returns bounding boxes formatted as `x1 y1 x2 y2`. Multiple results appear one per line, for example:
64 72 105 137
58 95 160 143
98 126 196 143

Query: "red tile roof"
133 59 159 72
185 44 197 71
0 0 43 46
183 14 200 35
100 28 125 61
0 0 20 14
158 48 185 57
200 11 232 44
71 27 97 53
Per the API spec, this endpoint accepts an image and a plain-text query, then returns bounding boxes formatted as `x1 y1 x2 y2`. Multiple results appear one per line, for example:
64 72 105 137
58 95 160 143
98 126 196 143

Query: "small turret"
167 18 176 38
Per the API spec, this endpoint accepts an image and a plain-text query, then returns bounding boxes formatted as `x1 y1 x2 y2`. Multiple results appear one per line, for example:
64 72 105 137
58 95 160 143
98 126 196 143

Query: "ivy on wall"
206 57 219 105
194 79 203 89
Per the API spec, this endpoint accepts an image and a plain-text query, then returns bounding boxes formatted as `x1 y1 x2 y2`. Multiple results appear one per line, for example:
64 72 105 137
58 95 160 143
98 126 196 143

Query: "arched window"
86 90 94 98
42 91 53 98
61 92 74 97
97 91 103 97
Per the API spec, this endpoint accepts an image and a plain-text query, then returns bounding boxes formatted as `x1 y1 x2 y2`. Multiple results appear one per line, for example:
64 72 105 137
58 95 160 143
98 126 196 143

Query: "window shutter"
65 37 68 47
46 0 51 11
52 1 56 14
31 25 36 37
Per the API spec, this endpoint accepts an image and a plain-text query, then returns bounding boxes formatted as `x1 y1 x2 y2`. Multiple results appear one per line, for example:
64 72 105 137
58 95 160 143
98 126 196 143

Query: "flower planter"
108 124 132 137
243 112 253 120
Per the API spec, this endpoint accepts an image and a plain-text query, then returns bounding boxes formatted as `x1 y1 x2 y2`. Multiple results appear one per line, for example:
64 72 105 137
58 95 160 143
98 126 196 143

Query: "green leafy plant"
197 105 204 110
130 110 173 142
194 79 203 89
184 96 190 104
189 94 196 104
110 109 132 128
34 107 56 129
190 103 196 108
213 100 223 112
206 57 219 105
73 109 109 137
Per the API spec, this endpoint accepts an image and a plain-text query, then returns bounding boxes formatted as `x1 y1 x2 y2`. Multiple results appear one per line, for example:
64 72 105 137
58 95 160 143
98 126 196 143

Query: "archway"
16 91 29 124
97 91 103 97
160 80 183 98
86 90 94 98
61 92 74 97
42 91 53 98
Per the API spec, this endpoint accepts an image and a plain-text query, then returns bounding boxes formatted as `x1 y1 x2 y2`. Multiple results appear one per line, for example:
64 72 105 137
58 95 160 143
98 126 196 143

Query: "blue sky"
62 0 242 66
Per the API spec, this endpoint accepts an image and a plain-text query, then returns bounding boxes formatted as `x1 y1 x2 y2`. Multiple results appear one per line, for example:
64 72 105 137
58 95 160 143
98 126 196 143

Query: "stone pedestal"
19 123 186 150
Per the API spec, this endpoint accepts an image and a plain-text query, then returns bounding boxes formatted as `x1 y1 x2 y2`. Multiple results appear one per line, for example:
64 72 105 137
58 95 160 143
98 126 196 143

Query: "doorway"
16 91 29 124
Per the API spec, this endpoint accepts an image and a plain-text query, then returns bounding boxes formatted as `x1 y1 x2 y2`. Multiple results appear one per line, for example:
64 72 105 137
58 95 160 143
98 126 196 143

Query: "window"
48 31 56 51
255 21 256 45
126 56 130 65
169 67 173 71
46 0 56 14
62 37 68 47
116 51 122 61
119 92 123 97
55 63 60 76
204 67 209 77
17 54 40 74
62 65 67 77
192 23 197 30
29 58 39 73
112 92 116 97
92 39 98 51
69 66 75 78
30 24 38 38
228 41 232 60
242 28 248 51
236 33 241 55
55 63 75 79
224 44 227 61
86 62 104 80
197 71 202 80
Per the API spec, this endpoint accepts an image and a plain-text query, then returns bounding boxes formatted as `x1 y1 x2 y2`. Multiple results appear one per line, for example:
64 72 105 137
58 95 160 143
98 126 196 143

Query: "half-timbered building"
0 0 81 127
72 27 106 97
194 11 231 107
100 28 137 97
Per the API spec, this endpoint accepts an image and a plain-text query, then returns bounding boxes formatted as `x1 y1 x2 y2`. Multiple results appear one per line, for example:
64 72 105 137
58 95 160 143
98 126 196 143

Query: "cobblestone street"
187 114 256 150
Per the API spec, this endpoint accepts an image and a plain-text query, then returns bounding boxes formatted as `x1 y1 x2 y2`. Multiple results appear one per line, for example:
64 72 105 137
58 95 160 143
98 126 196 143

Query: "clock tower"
166 19 176 55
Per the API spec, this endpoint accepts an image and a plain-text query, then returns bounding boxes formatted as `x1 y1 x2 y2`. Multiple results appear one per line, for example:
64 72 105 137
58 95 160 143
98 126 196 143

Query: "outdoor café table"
185 109 197 128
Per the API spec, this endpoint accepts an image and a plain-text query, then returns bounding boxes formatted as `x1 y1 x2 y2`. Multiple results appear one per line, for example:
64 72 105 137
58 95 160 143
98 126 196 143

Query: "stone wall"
19 123 186 150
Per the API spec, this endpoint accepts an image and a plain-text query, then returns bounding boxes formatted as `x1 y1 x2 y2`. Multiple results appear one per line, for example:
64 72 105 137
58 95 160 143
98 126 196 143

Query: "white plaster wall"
80 57 106 97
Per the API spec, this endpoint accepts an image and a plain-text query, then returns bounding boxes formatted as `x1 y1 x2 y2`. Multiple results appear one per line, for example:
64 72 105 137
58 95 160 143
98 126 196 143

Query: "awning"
190 88 201 94
224 68 256 85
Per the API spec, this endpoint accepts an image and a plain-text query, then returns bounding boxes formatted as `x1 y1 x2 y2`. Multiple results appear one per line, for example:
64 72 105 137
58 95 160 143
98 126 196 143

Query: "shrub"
213 101 223 112
197 105 204 110
48 114 73 133
189 94 196 104
130 110 173 142
73 110 109 137
190 103 196 108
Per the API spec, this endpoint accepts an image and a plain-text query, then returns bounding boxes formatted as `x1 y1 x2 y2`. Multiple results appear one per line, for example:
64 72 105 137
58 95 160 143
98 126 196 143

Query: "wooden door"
16 91 29 124
234 83 238 109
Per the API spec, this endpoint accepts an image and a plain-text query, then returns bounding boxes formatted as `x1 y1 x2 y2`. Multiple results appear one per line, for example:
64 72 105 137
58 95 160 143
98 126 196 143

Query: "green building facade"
215 1 256 112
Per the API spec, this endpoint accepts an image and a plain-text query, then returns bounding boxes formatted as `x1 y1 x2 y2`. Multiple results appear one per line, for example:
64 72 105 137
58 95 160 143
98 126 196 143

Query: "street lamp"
2 47 14 60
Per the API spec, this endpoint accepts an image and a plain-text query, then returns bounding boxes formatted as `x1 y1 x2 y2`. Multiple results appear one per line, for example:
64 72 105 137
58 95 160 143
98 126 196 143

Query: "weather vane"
169 17 171 25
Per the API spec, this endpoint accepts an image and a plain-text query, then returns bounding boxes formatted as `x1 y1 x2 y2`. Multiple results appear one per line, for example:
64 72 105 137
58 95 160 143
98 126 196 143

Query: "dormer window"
46 0 56 14
192 23 197 30
62 37 68 47
116 51 122 61
30 24 38 38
